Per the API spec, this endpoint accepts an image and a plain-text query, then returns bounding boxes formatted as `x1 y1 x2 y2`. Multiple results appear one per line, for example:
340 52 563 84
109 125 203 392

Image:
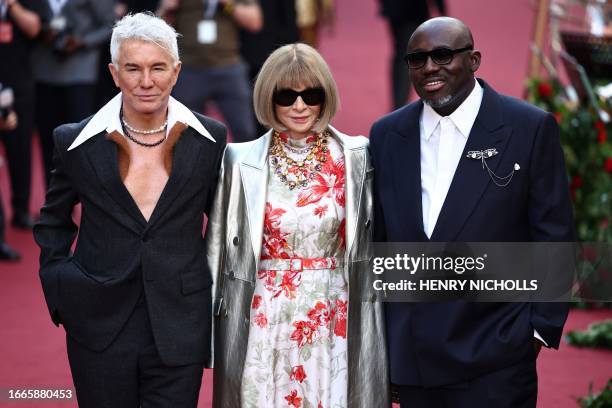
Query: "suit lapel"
147 127 202 229
240 131 272 264
430 81 512 241
393 103 428 241
86 133 147 231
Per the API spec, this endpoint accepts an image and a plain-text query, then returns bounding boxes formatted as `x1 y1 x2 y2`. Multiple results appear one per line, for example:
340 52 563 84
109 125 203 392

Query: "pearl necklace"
121 117 168 134
120 118 167 147
119 106 168 147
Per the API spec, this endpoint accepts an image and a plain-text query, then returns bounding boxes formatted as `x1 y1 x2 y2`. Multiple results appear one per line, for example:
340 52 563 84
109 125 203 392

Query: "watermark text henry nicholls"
369 242 611 303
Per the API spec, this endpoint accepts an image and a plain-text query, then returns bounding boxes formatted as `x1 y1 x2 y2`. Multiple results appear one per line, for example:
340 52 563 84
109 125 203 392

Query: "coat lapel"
86 132 147 231
392 103 428 241
240 131 272 264
430 81 512 241
329 126 365 257
147 127 202 229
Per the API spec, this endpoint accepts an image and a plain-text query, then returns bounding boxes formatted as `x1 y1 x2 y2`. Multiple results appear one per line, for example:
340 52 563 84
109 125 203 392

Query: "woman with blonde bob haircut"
206 43 390 407
253 43 339 134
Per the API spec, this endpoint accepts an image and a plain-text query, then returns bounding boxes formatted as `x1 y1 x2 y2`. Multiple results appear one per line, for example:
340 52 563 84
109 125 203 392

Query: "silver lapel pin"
466 148 519 187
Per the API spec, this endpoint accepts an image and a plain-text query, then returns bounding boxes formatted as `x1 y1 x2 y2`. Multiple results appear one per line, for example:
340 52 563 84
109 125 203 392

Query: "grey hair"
110 12 180 67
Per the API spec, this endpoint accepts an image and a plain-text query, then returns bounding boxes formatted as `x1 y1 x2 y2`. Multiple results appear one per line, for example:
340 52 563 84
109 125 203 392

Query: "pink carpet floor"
1 0 610 407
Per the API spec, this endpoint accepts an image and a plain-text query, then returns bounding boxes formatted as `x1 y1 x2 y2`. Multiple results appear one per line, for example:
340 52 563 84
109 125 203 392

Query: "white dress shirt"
420 79 483 238
418 79 547 346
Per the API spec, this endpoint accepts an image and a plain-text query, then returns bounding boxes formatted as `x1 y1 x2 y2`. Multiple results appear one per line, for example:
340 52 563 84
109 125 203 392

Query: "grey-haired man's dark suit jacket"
34 113 226 367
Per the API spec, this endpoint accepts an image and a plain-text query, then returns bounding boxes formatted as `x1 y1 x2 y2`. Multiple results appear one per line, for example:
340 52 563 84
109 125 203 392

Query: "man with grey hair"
34 12 227 407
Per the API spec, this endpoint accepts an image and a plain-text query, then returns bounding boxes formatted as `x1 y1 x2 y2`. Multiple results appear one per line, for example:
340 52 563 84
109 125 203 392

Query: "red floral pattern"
290 365 307 383
274 271 301 299
241 135 347 407
254 312 268 328
290 320 319 347
314 205 328 218
285 390 302 408
251 295 262 309
332 299 348 339
262 203 290 259
307 301 331 327
296 153 345 208
257 269 277 292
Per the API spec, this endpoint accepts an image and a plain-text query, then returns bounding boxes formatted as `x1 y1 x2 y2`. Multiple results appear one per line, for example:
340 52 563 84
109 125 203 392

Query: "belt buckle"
289 258 303 272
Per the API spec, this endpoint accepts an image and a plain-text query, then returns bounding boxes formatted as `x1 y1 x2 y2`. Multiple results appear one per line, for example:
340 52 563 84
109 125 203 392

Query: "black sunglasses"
404 46 474 69
273 88 325 106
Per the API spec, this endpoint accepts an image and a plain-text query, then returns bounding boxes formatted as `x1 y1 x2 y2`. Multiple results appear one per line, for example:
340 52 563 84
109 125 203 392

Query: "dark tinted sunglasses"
404 46 473 69
273 88 325 106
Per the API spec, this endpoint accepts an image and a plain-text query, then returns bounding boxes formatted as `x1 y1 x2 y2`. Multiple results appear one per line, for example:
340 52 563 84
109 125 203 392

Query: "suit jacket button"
228 271 235 280
365 219 371 229
233 236 239 246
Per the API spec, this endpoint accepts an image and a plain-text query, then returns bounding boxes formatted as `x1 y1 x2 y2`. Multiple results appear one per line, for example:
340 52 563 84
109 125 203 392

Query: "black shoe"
11 213 36 229
0 242 20 261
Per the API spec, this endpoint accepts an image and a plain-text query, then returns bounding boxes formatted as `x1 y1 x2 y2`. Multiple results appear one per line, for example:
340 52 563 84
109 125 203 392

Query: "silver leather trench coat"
205 126 390 407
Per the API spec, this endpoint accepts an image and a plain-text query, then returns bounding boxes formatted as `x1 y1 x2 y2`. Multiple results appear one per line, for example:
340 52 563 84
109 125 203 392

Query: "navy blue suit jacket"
369 79 575 386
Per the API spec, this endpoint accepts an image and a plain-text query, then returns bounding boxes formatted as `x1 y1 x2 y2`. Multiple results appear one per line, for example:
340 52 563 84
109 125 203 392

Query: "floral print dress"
240 133 348 408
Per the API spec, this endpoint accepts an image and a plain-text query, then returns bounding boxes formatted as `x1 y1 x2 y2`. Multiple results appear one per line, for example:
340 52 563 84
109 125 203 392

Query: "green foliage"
578 380 612 408
566 320 612 349
526 78 612 243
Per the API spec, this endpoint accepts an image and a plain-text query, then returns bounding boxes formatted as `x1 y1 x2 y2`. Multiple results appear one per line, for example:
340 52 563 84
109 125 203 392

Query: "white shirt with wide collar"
68 93 216 151
420 79 483 239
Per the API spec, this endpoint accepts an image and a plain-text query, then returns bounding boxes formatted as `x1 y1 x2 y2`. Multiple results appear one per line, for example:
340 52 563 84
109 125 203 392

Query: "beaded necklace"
119 107 167 147
269 129 330 190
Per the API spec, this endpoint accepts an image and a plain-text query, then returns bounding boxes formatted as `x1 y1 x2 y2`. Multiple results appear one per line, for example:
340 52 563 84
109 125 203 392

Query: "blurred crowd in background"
0 0 446 260
0 0 312 260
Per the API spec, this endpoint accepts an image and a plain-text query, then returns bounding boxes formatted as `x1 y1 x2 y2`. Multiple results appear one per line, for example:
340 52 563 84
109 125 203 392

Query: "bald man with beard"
370 17 574 408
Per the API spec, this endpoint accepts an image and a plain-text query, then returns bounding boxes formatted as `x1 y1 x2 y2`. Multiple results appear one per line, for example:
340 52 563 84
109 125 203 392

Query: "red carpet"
1 0 610 407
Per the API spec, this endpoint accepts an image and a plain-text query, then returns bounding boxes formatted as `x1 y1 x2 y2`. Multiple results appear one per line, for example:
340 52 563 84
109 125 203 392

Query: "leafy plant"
578 380 612 408
526 78 611 243
566 320 612 349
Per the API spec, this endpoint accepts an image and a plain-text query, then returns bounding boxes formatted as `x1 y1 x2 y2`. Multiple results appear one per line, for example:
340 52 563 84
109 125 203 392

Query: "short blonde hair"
253 43 340 133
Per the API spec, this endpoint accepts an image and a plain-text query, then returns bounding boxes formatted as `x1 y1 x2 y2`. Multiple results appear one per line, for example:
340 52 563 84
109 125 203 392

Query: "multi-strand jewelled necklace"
119 106 168 147
269 130 330 190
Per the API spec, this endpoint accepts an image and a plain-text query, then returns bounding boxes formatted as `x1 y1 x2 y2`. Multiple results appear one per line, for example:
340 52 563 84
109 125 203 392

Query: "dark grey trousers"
66 297 204 408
